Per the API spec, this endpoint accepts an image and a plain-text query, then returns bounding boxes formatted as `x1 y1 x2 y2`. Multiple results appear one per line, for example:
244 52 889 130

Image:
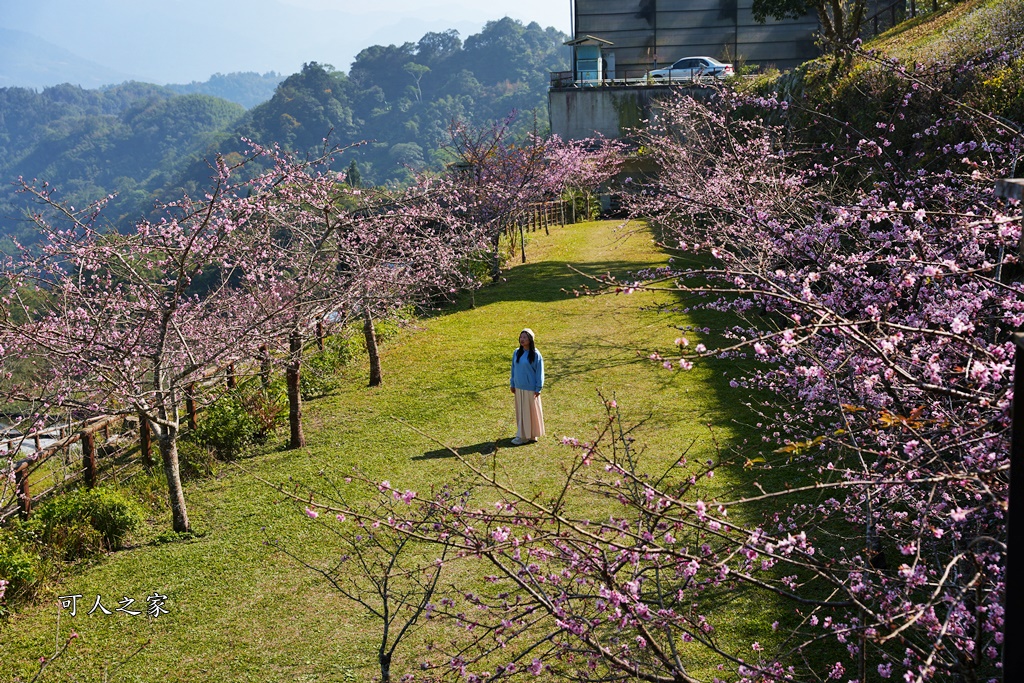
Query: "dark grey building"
571 0 820 76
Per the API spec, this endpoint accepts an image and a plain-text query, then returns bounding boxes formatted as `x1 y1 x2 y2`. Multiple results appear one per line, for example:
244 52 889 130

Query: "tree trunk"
140 412 153 469
287 329 305 449
156 422 190 533
379 651 392 683
490 233 502 282
259 344 272 389
363 308 383 387
185 383 197 430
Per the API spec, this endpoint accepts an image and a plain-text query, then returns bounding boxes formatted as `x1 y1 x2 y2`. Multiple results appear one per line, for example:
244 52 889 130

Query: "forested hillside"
165 72 285 109
235 18 568 184
0 83 245 250
0 18 568 250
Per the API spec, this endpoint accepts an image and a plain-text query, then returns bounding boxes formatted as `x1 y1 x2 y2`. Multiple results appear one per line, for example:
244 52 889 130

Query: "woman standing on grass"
510 328 545 445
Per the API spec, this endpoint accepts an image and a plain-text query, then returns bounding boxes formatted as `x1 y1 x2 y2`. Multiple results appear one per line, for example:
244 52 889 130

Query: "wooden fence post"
140 413 153 469
16 463 31 520
82 430 96 488
186 383 197 430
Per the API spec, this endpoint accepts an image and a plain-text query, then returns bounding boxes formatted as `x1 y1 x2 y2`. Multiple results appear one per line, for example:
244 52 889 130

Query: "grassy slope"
864 0 1016 60
745 0 1023 119
1 219 767 682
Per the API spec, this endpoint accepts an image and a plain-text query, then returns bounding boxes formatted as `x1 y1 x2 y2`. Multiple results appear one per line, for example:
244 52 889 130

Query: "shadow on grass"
544 337 649 391
414 438 520 460
429 258 667 316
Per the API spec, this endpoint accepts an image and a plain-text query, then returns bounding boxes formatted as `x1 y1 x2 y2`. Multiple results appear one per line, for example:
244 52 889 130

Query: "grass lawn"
0 219 777 682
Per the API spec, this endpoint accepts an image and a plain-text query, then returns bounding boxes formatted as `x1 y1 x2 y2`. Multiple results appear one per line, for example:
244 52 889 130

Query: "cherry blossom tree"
265 472 461 683
609 77 1022 680
0 145 358 531
541 134 627 223
1 134 490 527
441 117 624 279
334 180 484 387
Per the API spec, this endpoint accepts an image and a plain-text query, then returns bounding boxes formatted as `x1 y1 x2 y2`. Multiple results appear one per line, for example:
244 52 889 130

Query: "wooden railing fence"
0 360 251 523
511 197 585 264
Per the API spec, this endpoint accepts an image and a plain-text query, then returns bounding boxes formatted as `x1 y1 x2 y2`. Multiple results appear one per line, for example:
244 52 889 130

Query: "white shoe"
511 437 524 445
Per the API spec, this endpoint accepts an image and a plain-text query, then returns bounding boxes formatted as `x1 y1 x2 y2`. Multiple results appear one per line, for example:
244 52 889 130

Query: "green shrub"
176 439 215 481
34 487 144 553
372 308 410 345
0 528 40 602
460 250 492 285
193 384 284 458
301 350 343 399
193 392 259 460
300 332 361 399
238 384 285 440
121 468 170 511
42 522 105 560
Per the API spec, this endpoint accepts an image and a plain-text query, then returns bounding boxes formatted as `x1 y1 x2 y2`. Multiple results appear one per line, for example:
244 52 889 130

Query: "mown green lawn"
1 219 776 682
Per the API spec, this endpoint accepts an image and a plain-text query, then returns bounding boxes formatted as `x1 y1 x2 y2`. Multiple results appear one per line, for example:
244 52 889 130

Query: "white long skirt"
514 388 546 441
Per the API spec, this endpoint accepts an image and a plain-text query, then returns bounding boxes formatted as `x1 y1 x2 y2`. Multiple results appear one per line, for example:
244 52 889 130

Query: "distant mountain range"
0 18 569 252
0 0 505 86
0 27 285 109
0 28 137 89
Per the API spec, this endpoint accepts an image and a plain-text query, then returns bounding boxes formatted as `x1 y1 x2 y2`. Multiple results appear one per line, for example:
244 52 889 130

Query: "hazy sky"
1 0 574 83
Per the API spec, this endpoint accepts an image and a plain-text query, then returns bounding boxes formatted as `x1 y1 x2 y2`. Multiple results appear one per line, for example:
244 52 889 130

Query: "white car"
648 56 734 83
